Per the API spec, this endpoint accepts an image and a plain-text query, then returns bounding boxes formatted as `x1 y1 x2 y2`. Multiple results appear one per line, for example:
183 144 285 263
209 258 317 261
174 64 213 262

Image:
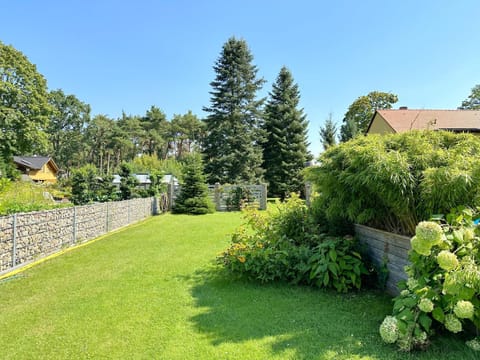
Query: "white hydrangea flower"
437 250 459 271
411 236 432 256
418 298 434 313
454 300 474 319
444 314 462 333
415 221 443 245
406 277 419 291
379 316 399 344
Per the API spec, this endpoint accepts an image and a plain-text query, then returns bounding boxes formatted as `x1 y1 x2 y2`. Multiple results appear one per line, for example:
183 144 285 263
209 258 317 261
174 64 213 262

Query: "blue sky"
2 0 479 156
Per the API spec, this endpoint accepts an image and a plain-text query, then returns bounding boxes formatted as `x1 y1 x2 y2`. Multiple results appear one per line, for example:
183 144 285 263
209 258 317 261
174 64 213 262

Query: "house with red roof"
366 108 480 135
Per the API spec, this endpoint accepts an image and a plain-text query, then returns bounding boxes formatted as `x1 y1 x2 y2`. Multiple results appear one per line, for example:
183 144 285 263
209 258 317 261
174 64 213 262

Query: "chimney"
399 106 408 110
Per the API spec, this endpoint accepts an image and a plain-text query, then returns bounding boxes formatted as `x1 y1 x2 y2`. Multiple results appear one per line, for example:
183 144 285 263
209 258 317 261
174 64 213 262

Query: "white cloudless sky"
2 0 479 156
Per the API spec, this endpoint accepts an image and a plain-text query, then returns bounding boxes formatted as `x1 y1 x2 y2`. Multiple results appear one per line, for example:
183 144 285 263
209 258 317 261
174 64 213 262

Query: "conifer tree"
262 67 311 199
203 37 265 184
319 113 338 151
119 162 138 200
173 154 214 214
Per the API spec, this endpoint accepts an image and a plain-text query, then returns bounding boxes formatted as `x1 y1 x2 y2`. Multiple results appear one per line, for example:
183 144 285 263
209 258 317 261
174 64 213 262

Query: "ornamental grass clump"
380 207 480 352
305 131 480 236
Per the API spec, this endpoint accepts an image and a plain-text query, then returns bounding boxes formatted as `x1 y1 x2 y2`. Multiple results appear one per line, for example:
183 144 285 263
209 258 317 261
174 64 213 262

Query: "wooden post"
214 183 221 211
260 183 267 210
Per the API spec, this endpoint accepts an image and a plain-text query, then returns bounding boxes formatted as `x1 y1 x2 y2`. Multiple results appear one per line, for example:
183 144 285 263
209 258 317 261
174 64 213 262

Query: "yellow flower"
237 255 246 263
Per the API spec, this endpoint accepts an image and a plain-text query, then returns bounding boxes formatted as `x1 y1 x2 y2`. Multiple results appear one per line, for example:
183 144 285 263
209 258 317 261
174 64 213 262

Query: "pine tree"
173 154 214 214
319 113 338 151
203 37 265 184
262 67 311 199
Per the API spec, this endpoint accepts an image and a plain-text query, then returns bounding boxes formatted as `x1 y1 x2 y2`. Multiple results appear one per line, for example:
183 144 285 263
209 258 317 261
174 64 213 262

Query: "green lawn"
0 213 477 359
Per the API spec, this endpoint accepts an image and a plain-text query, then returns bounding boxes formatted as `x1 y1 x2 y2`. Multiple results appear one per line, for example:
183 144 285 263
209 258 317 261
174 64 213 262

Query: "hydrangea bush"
380 208 480 351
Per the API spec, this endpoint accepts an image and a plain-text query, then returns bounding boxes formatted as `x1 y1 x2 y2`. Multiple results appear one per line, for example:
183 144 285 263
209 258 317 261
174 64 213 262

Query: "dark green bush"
218 195 369 292
70 165 118 205
306 131 480 235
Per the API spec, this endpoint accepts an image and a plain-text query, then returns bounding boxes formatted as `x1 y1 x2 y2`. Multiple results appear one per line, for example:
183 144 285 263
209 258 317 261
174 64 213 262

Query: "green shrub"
306 131 480 235
218 194 368 292
70 165 118 205
380 207 480 352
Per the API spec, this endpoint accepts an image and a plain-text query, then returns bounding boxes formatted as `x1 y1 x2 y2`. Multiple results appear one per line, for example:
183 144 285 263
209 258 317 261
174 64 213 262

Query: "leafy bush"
70 165 118 205
218 194 368 292
306 131 480 235
380 208 480 352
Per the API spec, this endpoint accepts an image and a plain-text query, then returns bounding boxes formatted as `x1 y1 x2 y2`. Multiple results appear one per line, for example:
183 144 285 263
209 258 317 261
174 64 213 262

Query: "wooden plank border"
355 224 411 295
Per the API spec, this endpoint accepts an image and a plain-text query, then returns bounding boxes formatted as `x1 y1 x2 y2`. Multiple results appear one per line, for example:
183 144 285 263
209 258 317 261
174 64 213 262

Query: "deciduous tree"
48 89 90 174
0 41 52 165
459 84 480 110
340 91 398 141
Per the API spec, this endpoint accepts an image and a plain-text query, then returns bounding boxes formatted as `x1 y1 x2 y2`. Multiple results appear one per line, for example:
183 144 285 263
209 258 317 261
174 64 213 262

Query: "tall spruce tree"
203 37 265 184
262 67 311 199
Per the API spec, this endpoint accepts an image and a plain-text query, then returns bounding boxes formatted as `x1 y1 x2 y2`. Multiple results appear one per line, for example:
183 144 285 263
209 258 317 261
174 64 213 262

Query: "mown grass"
0 212 477 359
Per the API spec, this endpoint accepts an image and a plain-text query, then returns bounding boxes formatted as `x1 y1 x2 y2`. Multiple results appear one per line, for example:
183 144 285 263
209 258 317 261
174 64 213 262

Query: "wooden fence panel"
355 224 411 295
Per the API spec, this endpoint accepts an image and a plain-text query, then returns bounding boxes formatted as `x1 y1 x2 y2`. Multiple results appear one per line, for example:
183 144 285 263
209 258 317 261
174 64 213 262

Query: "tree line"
1 38 312 198
2 38 479 198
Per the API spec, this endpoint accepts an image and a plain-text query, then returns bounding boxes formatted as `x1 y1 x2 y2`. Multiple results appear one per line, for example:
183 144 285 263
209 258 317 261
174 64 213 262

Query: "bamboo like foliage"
306 131 480 235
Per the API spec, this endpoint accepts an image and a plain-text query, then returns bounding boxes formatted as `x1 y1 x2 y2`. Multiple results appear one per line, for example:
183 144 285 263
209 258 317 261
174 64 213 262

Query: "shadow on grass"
187 267 479 360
